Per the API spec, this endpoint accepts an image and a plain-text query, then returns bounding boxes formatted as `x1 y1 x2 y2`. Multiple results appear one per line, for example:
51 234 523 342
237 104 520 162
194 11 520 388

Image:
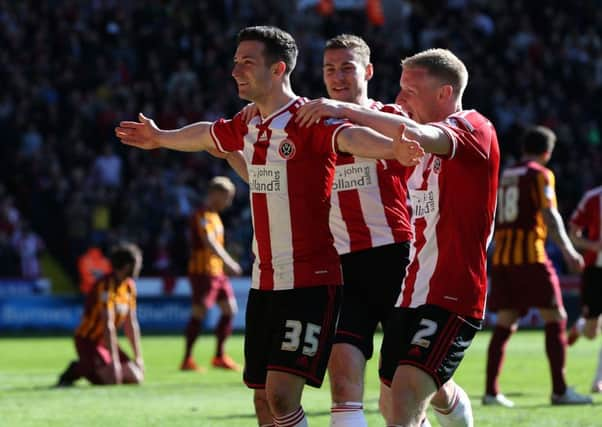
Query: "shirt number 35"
281 320 322 357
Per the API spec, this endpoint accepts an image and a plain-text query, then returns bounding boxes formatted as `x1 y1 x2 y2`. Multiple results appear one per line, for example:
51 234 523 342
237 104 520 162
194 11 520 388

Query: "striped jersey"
211 97 350 291
396 110 500 319
75 274 137 343
188 206 224 276
570 186 602 267
330 101 412 254
491 160 556 267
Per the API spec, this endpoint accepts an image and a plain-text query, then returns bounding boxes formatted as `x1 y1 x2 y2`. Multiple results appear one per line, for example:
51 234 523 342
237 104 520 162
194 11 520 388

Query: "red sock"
184 317 201 359
486 325 513 395
545 320 567 395
215 314 233 357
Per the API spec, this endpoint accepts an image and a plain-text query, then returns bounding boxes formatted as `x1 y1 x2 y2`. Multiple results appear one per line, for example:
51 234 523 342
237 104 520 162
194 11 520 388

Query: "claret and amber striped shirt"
75 274 137 343
188 207 224 276
492 160 556 266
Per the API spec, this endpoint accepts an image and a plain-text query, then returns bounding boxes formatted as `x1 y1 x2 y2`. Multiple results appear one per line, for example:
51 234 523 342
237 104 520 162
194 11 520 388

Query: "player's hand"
240 103 259 124
135 357 145 373
115 113 162 150
227 262 243 276
394 124 424 167
564 249 585 273
295 98 345 128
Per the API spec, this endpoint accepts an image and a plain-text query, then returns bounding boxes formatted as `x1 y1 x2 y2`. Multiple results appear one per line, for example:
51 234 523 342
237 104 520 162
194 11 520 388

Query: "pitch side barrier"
0 276 580 332
0 277 251 333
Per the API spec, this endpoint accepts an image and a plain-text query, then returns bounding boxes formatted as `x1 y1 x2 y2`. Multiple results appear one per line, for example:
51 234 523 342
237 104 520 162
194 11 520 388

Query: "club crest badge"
278 139 296 159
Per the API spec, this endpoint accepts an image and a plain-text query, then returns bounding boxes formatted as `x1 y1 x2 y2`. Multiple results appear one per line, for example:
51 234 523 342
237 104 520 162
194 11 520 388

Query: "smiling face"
395 66 448 124
231 40 274 103
323 48 372 104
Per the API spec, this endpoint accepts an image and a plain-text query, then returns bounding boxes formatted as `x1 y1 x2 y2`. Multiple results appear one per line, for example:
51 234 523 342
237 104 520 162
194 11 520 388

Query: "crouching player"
57 242 144 386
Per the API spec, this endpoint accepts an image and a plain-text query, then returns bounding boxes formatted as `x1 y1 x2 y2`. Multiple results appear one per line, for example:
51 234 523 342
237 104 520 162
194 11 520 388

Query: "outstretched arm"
336 126 395 160
115 113 215 152
297 98 451 155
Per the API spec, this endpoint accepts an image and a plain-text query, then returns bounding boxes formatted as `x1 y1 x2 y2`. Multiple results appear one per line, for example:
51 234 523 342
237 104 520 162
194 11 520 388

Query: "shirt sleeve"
128 279 137 310
570 193 592 228
536 169 557 209
312 117 353 154
98 279 112 311
210 112 248 153
198 212 213 239
430 112 493 161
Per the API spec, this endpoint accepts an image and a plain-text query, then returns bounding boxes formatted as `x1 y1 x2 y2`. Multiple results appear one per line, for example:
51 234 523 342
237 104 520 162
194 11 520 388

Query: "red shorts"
75 336 130 384
488 260 564 316
189 274 234 308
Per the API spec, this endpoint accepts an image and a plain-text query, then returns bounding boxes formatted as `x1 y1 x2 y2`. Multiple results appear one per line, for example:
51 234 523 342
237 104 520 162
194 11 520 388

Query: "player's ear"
365 63 374 81
439 84 453 101
272 61 287 77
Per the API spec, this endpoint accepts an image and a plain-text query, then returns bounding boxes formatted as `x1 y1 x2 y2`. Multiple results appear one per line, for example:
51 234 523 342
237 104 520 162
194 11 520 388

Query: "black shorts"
336 242 410 359
581 266 602 318
379 304 481 389
243 285 342 389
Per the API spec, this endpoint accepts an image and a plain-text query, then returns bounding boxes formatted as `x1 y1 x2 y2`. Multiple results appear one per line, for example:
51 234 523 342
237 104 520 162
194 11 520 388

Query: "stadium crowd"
1 0 601 284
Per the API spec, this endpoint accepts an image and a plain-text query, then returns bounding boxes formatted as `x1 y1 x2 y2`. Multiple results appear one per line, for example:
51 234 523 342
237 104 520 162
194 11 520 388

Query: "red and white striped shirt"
570 186 602 267
211 97 350 291
396 110 500 319
330 101 412 254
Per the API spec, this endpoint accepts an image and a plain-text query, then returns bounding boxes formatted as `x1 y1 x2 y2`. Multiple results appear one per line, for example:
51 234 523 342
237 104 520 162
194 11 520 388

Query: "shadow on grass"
205 405 382 421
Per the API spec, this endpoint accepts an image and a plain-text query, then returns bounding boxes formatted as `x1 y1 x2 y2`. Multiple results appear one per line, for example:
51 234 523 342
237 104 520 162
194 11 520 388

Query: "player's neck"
256 82 296 120
113 269 129 283
434 101 463 122
357 93 371 107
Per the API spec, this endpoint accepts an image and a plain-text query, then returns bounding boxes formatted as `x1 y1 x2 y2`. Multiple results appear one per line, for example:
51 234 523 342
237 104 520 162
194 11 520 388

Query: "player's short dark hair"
401 48 468 99
237 26 298 76
325 34 371 66
109 242 142 271
521 125 556 155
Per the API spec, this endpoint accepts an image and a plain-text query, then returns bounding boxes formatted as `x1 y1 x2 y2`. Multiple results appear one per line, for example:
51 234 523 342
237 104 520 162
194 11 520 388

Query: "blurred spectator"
11 221 44 280
91 145 123 188
77 246 112 295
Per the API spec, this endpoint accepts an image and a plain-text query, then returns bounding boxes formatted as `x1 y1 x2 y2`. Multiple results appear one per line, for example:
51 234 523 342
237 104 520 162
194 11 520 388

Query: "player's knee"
191 304 207 319
552 307 567 321
266 387 297 416
254 389 269 409
223 303 237 317
379 390 392 421
393 366 433 399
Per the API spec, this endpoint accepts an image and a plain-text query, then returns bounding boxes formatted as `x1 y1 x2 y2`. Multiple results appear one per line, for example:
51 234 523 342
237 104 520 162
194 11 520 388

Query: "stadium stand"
0 0 601 286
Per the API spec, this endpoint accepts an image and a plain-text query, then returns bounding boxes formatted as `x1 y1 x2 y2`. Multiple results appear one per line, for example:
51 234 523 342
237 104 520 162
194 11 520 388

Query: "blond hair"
402 48 468 99
208 176 236 195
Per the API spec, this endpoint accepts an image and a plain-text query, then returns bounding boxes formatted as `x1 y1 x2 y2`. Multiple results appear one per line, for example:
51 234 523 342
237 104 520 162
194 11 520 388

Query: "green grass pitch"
1 330 601 426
